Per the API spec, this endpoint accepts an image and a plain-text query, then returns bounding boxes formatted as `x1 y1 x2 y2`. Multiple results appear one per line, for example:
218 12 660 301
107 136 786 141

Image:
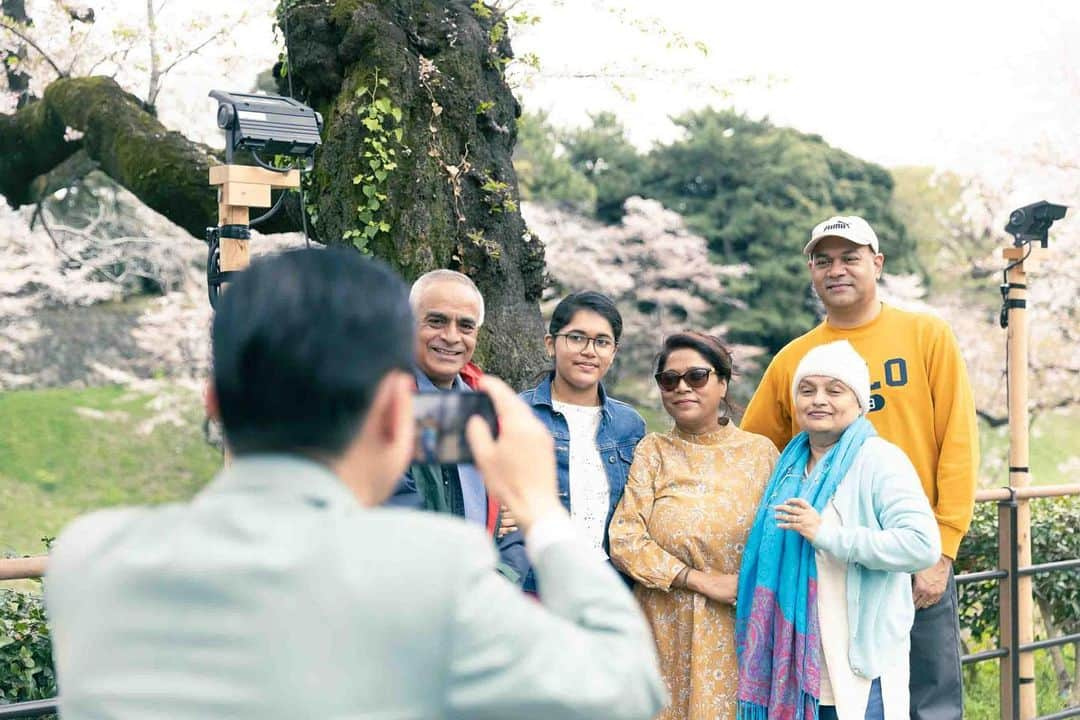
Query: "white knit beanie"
791 340 872 415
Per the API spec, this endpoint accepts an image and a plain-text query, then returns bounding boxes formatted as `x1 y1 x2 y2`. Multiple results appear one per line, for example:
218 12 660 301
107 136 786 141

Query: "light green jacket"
46 456 667 719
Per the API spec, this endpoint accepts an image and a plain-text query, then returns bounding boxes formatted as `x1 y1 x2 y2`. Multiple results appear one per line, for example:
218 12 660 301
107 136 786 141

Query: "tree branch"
146 0 161 107
978 394 1080 429
1037 597 1073 697
1032 397 1080 418
1037 363 1080 376
976 409 1010 428
62 18 94 77
34 200 124 285
0 19 65 78
0 76 230 237
159 25 231 78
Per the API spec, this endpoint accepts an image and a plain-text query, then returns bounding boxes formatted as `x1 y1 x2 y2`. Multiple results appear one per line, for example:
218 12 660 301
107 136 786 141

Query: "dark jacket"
386 362 528 586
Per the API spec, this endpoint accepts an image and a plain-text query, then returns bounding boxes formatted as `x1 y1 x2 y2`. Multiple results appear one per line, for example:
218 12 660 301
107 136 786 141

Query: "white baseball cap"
804 215 880 255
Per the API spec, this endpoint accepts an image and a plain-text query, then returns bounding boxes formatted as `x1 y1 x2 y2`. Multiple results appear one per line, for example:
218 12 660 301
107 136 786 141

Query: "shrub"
0 586 56 707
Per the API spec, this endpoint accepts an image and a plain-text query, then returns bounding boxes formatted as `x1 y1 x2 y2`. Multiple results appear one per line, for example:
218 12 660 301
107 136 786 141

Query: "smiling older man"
386 269 529 585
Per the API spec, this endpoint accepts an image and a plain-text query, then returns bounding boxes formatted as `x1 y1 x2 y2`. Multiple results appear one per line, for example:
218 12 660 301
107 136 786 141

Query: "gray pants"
909 568 963 720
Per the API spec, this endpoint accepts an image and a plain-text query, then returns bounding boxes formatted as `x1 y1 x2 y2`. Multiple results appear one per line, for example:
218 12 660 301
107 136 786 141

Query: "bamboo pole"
0 555 47 581
1003 245 1036 719
976 484 1080 503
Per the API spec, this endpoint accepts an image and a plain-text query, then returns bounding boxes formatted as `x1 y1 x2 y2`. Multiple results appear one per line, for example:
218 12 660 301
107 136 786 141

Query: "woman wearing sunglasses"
609 332 778 720
518 291 646 594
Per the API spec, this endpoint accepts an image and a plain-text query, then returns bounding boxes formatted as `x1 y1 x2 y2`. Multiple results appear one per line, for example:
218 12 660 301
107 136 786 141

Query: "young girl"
518 291 646 593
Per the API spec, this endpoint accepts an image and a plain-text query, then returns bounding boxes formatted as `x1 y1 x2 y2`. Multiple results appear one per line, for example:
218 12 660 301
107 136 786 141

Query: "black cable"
299 181 311 249
999 240 1034 328
250 190 288 226
1003 240 1034 277
251 150 292 174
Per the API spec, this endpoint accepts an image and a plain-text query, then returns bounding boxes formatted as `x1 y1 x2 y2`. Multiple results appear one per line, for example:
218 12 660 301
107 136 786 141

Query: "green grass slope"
1 385 221 556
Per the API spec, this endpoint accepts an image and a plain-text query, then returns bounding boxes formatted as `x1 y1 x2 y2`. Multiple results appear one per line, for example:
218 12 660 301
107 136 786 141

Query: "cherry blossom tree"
523 196 759 404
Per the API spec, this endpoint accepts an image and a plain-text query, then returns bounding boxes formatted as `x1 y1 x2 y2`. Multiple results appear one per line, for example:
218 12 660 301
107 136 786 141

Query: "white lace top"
553 400 609 558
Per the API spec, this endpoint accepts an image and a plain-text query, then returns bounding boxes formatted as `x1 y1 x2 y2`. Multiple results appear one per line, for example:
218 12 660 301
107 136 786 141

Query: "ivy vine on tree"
347 70 408 253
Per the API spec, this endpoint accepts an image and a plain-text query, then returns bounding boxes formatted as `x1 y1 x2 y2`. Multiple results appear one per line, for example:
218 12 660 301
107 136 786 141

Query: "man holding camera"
385 269 529 585
45 249 667 719
741 215 979 720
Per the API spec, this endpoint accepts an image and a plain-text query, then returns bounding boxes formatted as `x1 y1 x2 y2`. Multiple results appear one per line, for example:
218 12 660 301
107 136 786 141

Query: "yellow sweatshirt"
741 304 979 558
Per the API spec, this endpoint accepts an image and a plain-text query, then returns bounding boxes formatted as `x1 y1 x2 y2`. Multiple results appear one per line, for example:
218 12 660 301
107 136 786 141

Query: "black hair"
655 332 739 423
548 291 623 341
212 248 413 457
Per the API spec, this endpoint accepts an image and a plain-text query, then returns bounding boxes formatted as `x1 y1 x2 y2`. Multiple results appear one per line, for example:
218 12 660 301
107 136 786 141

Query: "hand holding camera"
464 376 563 534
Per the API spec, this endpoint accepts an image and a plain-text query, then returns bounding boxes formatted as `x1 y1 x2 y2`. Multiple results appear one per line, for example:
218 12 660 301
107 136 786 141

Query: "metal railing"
0 700 55 719
957 484 1080 720
5 483 1080 719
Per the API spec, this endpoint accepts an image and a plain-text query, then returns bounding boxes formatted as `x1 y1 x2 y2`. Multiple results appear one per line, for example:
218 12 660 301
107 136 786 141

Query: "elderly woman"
609 332 779 720
736 340 940 720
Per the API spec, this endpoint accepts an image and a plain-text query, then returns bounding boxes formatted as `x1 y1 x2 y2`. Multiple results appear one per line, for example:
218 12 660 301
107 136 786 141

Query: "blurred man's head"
209 249 415 503
409 270 484 388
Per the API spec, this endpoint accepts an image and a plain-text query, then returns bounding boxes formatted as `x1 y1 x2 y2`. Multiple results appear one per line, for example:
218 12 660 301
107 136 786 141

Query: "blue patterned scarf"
735 416 875 720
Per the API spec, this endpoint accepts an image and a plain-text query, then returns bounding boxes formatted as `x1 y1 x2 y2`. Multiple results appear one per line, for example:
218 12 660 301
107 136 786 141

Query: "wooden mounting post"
207 165 301 466
208 164 301 273
1002 245 1036 720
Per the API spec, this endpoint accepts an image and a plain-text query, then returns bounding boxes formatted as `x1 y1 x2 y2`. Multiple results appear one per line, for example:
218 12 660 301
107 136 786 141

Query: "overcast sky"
172 0 1078 178
508 0 1080 174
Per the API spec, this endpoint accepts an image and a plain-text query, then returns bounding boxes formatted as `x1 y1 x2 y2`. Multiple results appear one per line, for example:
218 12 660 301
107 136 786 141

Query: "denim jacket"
520 373 646 592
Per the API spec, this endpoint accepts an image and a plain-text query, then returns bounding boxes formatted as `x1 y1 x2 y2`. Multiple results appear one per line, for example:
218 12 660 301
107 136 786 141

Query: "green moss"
329 0 372 25
37 77 216 236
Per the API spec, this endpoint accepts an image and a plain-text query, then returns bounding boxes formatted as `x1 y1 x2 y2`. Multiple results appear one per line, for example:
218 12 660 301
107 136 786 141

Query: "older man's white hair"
409 269 485 326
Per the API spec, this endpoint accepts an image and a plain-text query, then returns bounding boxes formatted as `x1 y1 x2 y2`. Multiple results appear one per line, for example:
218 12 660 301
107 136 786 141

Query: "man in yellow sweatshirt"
741 215 978 720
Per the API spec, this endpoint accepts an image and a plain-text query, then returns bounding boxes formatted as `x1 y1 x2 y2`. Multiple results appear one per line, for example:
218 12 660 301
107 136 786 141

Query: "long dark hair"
655 331 739 424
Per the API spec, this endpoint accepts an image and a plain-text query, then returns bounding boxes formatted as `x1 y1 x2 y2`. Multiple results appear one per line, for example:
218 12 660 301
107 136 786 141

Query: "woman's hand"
683 570 737 605
775 498 821 542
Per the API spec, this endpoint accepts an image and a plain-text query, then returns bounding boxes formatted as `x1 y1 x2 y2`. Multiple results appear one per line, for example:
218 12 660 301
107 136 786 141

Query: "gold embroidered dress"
609 423 778 720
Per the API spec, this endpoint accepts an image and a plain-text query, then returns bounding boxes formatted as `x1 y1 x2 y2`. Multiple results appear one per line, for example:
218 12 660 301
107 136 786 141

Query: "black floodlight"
1004 200 1068 248
209 89 323 164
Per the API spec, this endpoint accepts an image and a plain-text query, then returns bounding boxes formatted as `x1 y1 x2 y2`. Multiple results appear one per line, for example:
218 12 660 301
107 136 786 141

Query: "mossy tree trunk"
0 0 546 386
280 0 546 385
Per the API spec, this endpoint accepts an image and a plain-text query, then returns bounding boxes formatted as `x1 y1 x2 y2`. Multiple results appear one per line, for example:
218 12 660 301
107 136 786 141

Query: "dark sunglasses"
654 367 714 392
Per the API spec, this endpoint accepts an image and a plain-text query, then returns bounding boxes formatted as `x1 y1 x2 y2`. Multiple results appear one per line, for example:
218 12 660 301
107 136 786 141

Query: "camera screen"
413 391 498 465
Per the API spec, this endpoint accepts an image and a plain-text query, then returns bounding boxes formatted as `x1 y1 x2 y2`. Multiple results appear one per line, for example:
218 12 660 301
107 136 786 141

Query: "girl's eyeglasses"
654 367 714 392
553 332 617 356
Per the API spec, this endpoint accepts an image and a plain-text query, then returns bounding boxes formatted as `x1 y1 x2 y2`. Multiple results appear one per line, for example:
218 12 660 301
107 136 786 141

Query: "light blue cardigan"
810 436 941 679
